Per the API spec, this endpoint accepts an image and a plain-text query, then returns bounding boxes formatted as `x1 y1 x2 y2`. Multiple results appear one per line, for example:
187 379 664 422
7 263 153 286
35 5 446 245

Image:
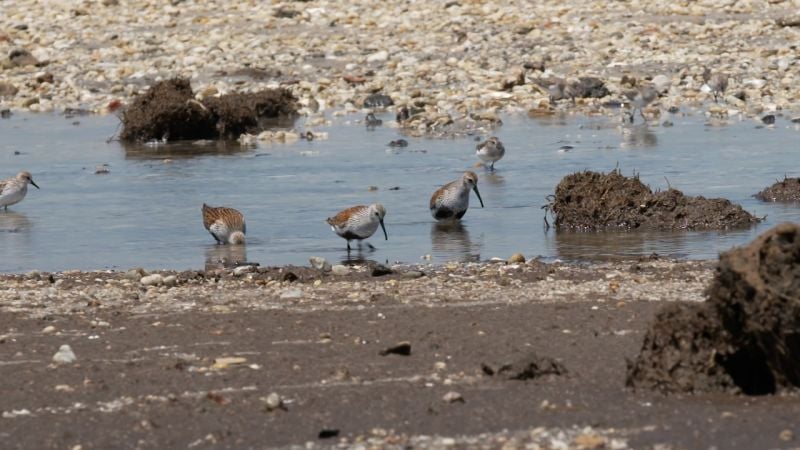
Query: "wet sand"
2 259 799 449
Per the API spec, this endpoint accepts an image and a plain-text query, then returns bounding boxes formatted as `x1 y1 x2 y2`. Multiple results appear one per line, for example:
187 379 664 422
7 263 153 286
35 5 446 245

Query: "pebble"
140 274 163 286
52 344 77 364
331 265 350 276
162 275 177 287
442 391 464 403
125 268 146 281
263 392 283 411
402 270 424 279
507 253 526 264
42 325 56 334
233 266 254 277
309 256 331 272
279 289 303 299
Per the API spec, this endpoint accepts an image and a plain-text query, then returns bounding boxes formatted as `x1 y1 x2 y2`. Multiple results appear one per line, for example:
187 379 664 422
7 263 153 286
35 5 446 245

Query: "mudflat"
2 259 798 449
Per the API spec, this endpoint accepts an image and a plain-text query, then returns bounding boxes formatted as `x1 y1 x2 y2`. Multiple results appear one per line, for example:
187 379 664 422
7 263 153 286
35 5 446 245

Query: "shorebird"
703 68 728 103
202 203 246 245
0 171 39 211
476 136 505 171
430 171 484 221
327 203 388 252
623 84 658 123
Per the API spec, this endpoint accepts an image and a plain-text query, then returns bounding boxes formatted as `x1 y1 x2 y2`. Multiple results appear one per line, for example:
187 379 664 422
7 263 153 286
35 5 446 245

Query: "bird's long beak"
379 219 388 240
473 186 484 208
30 179 39 189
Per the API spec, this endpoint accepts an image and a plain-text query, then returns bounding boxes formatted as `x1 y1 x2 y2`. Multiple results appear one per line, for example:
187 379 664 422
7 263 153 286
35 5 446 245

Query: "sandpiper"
430 171 484 221
0 171 39 211
623 84 658 123
327 203 388 252
476 136 505 171
202 203 246 245
703 68 728 103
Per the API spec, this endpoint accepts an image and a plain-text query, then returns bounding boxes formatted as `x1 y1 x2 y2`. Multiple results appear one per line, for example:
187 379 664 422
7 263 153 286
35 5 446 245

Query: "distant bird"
396 106 410 123
476 136 506 171
365 112 382 128
0 171 39 211
703 68 728 103
623 84 658 123
202 204 246 245
327 203 388 252
430 171 484 221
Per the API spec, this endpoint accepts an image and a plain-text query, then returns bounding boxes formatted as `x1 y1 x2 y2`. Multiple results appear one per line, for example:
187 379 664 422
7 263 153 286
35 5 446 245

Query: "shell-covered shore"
2 0 800 120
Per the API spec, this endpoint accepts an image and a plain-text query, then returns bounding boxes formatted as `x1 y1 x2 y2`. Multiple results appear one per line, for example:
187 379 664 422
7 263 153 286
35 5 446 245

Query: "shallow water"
1 110 798 273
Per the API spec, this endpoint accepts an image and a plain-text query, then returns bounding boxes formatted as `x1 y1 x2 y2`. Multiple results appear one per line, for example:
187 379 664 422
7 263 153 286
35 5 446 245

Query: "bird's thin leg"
347 241 351 252
490 162 495 171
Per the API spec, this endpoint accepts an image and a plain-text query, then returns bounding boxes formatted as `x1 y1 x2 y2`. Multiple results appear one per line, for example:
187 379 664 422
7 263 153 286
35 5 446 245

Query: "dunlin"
0 171 39 210
327 203 388 251
430 171 484 221
623 84 658 123
475 136 505 171
202 203 246 245
703 68 728 103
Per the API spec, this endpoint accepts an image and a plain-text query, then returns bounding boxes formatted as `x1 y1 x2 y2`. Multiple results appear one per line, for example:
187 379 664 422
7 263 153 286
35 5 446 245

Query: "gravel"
1 0 799 123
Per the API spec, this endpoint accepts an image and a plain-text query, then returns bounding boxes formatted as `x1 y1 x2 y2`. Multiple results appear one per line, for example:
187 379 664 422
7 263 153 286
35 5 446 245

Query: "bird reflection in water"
204 244 251 271
430 221 481 262
482 172 505 186
620 124 658 149
0 212 32 233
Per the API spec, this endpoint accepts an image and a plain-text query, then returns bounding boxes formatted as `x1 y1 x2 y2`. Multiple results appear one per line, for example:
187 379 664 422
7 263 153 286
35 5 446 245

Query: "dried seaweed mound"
627 223 800 394
120 78 297 142
549 170 761 231
754 177 800 202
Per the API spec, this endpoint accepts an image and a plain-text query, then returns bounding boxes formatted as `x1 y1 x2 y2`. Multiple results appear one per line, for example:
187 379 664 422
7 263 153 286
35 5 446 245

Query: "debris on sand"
627 223 800 394
754 176 800 202
547 169 761 231
482 352 567 380
120 78 296 142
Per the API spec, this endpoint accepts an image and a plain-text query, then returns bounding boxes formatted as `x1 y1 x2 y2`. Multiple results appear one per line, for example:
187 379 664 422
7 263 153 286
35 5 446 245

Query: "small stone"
331 265 349 276
388 139 408 147
780 430 793 441
9 49 40 67
212 356 247 369
52 344 77 364
363 93 394 108
442 391 464 403
42 325 56 334
367 185 378 191
25 270 41 280
125 268 146 281
280 289 303 299
573 433 606 449
263 392 283 411
94 164 110 174
0 82 18 97
366 50 389 63
318 429 340 439
379 341 411 356
651 74 670 93
507 253 526 264
162 275 177 287
140 274 163 286
309 256 331 272
233 265 254 276
54 384 74 392
371 265 393 277
762 114 776 125
402 270 424 279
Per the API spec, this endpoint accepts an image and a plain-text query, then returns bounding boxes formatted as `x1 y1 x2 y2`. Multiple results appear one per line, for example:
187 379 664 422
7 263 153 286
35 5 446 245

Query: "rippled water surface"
1 111 798 272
